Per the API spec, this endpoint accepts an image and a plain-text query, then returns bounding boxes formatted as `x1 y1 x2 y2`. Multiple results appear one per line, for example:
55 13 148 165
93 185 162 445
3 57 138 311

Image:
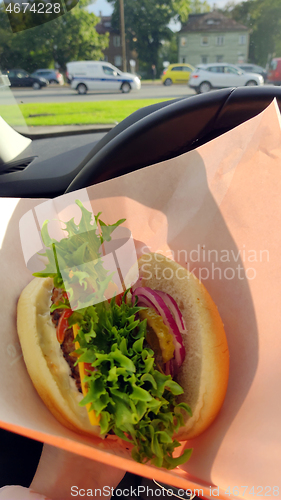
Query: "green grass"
0 99 171 127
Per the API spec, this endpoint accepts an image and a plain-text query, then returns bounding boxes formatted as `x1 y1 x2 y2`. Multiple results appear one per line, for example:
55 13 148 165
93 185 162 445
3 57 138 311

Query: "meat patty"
51 288 82 392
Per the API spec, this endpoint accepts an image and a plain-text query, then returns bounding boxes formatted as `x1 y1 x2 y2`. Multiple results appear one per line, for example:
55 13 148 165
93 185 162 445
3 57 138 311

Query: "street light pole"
119 0 127 72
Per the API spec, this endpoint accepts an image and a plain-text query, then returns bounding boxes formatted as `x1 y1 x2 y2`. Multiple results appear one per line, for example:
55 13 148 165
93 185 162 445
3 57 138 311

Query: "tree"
222 0 281 66
109 0 176 77
189 0 210 14
0 0 109 72
108 0 210 77
159 34 179 67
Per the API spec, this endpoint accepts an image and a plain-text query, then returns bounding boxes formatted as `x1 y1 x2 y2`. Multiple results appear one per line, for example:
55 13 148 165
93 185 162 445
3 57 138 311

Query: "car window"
207 66 224 73
102 66 117 76
16 70 28 78
171 66 182 71
183 67 191 72
224 66 239 74
270 60 277 70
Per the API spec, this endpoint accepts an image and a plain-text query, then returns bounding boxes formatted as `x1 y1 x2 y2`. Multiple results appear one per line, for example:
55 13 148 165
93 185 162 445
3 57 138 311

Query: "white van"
66 61 141 94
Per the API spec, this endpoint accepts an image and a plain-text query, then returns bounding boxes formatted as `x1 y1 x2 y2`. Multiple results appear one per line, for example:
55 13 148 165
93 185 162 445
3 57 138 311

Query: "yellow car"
161 63 195 86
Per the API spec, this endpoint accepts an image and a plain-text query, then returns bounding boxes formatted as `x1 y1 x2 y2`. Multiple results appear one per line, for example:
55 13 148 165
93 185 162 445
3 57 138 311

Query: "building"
95 15 138 73
178 11 250 67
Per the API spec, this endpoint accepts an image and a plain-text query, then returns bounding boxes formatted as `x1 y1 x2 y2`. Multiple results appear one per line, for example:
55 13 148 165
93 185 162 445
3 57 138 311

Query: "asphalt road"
11 83 196 104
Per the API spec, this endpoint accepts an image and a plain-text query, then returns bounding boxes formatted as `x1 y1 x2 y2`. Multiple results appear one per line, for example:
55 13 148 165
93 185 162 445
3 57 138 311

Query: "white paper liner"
1 100 281 500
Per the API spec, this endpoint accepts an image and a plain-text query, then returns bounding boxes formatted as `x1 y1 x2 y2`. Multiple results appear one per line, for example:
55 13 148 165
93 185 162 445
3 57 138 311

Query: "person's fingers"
30 444 125 500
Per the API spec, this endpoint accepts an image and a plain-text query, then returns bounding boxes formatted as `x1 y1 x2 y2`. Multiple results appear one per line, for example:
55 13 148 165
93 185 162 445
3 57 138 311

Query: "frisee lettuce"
33 200 193 469
33 199 125 306
71 296 192 469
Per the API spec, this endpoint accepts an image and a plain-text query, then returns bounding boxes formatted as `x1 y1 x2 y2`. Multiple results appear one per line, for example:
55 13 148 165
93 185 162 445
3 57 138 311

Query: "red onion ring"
132 287 186 373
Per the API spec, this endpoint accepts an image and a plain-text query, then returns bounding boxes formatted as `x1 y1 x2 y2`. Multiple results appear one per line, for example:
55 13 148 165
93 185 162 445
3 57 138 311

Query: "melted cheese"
139 308 175 363
73 324 100 425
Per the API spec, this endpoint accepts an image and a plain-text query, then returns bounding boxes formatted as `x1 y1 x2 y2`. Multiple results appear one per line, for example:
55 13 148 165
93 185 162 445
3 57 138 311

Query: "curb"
15 124 115 139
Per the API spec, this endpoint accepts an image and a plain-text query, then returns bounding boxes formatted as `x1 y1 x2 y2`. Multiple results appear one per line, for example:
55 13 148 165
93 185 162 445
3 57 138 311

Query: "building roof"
180 11 249 33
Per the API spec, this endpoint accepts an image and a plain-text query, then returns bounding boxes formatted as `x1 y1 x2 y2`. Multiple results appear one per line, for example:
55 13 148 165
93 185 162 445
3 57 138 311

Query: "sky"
88 0 240 18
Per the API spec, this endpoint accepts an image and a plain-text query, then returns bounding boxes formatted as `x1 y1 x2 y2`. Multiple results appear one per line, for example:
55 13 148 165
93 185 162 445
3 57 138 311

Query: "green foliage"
0 0 108 72
74 297 192 468
174 0 210 21
109 0 176 76
189 0 210 14
159 34 179 66
222 0 281 66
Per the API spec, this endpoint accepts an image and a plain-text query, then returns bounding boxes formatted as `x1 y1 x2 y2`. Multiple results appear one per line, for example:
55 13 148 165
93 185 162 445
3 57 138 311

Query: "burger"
17 200 229 469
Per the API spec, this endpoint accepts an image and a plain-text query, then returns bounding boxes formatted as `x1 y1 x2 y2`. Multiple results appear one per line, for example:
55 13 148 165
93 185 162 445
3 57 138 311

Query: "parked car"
31 69 64 85
4 69 48 89
66 61 141 94
161 63 195 86
189 63 264 94
237 63 267 82
267 58 281 86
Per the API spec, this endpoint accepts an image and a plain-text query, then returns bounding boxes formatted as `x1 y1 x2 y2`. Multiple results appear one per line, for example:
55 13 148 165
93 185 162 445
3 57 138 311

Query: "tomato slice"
106 292 124 306
56 309 73 343
113 292 124 306
84 362 95 373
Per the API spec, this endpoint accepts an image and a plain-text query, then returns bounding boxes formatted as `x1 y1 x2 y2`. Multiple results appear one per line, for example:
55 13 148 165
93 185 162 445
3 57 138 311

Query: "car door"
101 65 120 91
222 65 244 87
171 66 184 83
37 70 50 80
182 66 192 83
16 70 33 87
205 66 225 87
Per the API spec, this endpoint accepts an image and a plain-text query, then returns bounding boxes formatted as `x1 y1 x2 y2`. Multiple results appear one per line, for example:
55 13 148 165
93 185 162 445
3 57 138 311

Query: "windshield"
269 59 278 70
0 0 279 135
0 71 30 133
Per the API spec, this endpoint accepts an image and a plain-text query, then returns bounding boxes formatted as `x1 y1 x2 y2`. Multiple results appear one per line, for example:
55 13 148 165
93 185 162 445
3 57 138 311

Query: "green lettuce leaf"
33 200 124 310
74 297 192 470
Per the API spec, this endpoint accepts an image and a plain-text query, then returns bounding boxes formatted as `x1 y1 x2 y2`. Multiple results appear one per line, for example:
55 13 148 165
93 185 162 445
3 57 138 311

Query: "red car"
267 58 281 85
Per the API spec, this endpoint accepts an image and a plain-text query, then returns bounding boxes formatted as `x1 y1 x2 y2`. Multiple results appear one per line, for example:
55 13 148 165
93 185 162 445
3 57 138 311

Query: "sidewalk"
141 79 161 85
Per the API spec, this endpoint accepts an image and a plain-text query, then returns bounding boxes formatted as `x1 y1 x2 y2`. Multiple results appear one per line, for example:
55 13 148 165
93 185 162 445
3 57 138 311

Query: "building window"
113 36 121 47
216 55 223 62
180 37 186 47
216 36 224 46
201 36 209 46
201 55 208 64
239 35 246 45
114 55 122 67
206 18 220 25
